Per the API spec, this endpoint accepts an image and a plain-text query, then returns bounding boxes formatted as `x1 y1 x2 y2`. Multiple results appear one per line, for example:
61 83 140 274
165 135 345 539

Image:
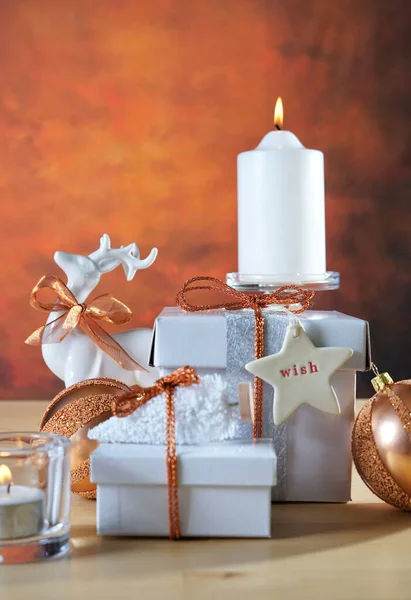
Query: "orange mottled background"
0 0 410 399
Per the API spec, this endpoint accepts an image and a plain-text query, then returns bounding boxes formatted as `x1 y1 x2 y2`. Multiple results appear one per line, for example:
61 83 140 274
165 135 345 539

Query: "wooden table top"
1 400 410 600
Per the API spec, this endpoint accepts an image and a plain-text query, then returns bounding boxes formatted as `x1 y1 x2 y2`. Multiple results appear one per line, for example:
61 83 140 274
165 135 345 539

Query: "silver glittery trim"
226 308 289 500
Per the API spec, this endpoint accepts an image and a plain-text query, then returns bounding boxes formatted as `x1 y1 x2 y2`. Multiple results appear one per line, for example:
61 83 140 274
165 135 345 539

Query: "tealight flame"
274 97 284 129
0 464 12 485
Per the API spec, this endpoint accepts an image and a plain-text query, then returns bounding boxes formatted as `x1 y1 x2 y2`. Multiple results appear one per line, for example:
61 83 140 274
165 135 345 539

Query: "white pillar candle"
0 466 45 540
237 100 326 280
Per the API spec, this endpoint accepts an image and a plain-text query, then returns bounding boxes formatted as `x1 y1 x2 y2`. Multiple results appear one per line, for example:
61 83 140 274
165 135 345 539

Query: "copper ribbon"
25 274 146 371
176 277 314 439
113 366 200 540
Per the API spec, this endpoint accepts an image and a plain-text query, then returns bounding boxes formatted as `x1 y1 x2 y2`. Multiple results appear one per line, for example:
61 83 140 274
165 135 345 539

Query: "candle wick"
6 483 11 494
275 124 281 131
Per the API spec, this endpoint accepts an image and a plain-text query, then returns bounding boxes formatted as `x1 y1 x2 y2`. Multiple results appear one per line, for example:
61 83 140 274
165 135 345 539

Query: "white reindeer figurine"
41 234 159 388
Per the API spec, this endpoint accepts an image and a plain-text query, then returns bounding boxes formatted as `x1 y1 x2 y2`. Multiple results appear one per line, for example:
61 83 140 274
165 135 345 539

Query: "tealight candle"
0 465 45 540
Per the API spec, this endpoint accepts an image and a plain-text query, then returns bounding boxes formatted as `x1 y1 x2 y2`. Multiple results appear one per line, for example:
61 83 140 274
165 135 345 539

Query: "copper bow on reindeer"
25 274 146 371
114 366 200 540
176 277 314 439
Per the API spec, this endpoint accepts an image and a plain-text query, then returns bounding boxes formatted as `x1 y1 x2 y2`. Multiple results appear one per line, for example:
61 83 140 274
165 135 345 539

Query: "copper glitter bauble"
40 378 131 499
352 380 411 510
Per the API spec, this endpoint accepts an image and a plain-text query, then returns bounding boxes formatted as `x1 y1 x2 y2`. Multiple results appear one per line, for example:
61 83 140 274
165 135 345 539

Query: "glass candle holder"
226 271 340 292
0 432 70 564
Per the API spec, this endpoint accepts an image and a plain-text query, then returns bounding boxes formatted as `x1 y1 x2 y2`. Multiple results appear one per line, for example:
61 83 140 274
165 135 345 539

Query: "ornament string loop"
176 277 314 439
371 362 380 378
25 274 146 371
113 366 200 540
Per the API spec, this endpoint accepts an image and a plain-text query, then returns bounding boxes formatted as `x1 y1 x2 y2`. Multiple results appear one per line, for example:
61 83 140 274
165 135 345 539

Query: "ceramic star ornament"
245 320 353 425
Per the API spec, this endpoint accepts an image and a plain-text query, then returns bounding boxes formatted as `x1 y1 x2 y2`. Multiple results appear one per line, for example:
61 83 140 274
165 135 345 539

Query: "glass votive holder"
0 432 70 564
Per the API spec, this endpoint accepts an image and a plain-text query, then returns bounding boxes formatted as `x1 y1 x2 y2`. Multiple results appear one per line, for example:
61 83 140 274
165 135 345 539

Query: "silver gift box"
150 308 371 503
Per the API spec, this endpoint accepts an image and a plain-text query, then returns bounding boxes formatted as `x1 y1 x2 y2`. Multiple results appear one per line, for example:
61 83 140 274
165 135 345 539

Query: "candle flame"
0 464 12 485
274 97 284 128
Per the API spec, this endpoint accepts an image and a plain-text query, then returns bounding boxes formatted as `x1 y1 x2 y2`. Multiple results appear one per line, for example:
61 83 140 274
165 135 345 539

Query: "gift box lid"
90 440 276 487
150 308 371 371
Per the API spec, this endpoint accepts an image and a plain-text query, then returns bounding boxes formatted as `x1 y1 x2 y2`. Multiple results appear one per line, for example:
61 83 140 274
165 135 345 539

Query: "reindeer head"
54 234 158 298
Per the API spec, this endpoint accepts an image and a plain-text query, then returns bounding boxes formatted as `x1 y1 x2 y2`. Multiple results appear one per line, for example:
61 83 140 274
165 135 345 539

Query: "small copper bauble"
40 378 131 499
352 378 411 510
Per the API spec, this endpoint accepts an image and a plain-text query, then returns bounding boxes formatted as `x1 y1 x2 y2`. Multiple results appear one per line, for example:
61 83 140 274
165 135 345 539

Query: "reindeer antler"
89 234 158 281
117 244 158 281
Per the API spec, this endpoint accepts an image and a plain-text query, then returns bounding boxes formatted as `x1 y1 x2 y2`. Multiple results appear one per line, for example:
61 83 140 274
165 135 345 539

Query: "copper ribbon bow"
176 277 314 439
113 366 200 540
25 274 146 371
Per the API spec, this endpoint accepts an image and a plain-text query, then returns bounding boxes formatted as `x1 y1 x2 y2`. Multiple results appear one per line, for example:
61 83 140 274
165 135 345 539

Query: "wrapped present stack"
149 291 369 504
29 97 371 541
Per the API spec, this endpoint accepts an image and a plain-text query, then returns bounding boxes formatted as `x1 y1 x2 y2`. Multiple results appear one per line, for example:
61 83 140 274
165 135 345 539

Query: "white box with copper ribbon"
149 308 371 503
91 440 276 538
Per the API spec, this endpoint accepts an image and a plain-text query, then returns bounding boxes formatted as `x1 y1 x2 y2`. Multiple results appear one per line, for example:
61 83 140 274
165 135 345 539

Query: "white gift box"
149 308 371 503
91 440 276 538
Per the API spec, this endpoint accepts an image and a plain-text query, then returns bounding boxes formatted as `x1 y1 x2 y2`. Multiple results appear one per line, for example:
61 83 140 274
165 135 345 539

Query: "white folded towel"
88 374 239 445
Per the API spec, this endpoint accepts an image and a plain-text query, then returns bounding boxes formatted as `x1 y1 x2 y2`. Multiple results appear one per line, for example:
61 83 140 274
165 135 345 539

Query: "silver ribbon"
226 309 289 500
